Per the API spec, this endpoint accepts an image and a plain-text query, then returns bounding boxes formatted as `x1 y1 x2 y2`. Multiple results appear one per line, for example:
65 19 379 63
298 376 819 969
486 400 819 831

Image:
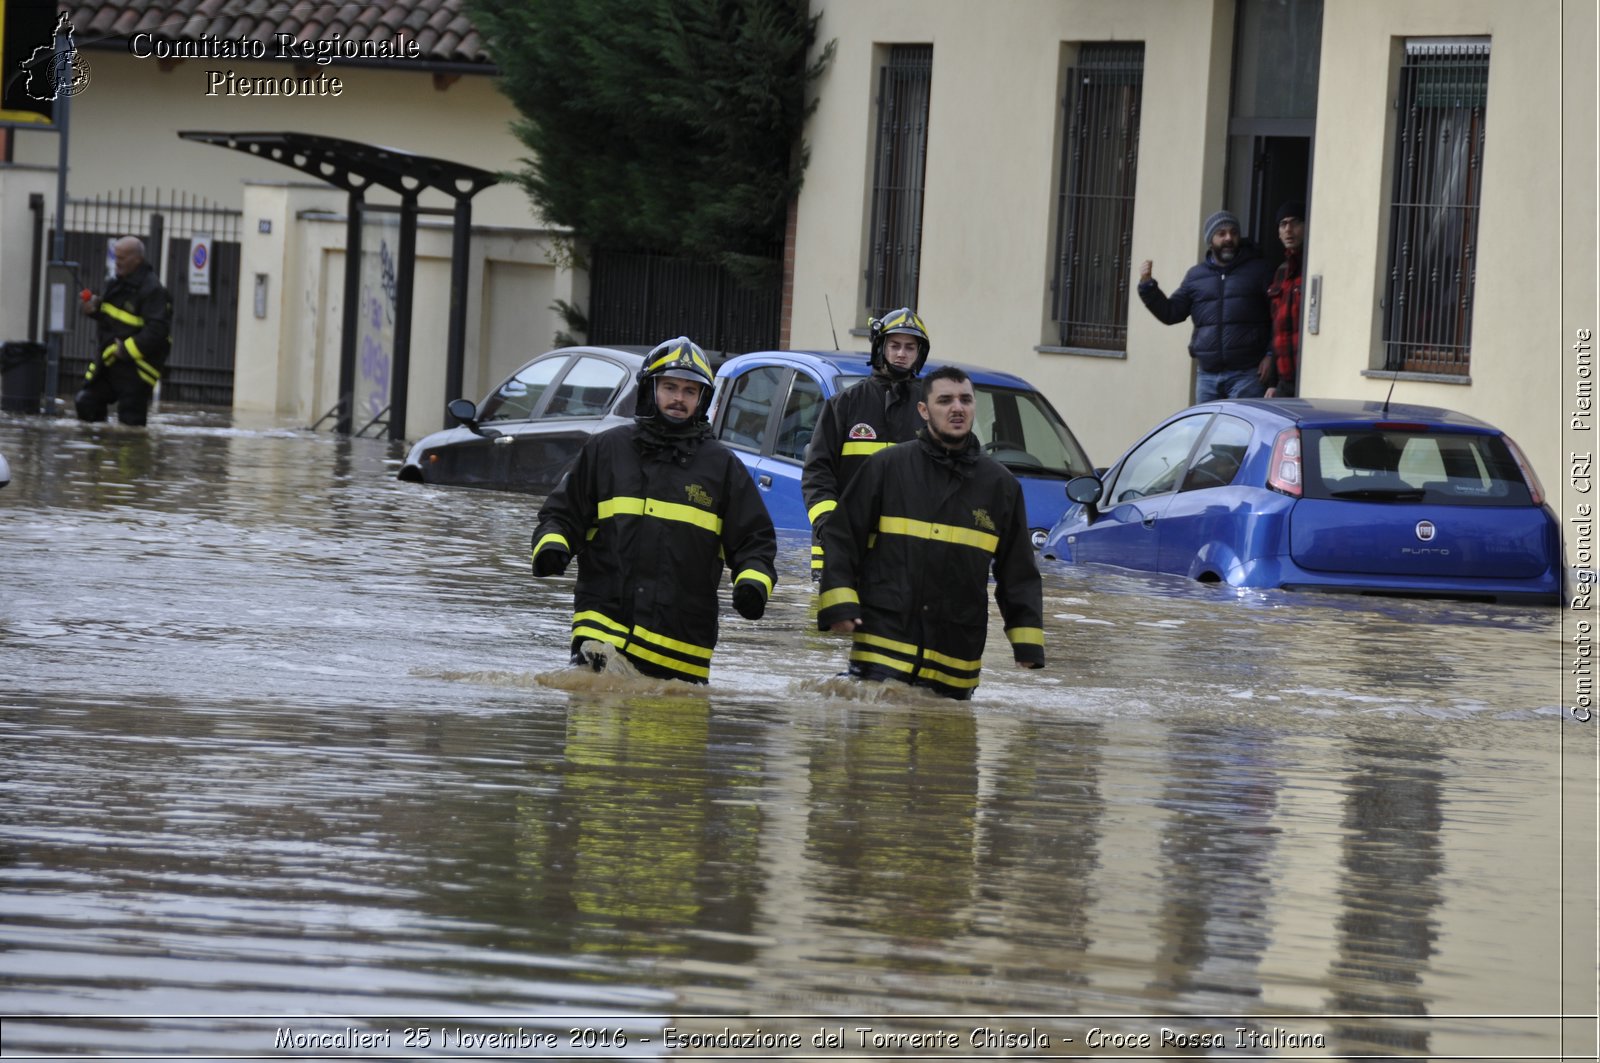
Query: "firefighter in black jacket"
76 236 173 426
816 365 1046 701
800 307 929 578
529 337 777 684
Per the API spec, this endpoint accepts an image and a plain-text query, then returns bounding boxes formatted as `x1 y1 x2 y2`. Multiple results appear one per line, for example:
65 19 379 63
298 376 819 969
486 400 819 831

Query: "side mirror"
1066 475 1104 505
1066 474 1103 521
448 397 503 439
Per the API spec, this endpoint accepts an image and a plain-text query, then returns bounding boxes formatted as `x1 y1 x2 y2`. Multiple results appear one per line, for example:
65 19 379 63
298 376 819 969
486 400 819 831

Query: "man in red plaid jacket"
1266 201 1306 398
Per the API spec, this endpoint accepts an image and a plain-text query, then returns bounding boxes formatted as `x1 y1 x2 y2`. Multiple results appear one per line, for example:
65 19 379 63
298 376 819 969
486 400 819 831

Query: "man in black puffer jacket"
1137 210 1274 404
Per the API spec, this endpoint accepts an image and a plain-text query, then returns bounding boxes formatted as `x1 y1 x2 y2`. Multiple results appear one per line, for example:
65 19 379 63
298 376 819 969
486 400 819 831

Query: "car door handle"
1142 513 1157 527
493 435 513 446
758 474 772 488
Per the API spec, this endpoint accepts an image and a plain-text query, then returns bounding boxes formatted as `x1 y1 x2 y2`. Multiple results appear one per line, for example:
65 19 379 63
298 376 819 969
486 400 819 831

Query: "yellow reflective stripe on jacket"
852 630 917 657
626 643 712 680
597 496 723 534
101 342 119 364
1006 626 1045 646
807 499 837 524
915 665 981 689
573 610 628 637
573 624 628 649
733 568 772 595
123 337 159 386
849 648 915 674
841 441 893 457
100 303 144 327
877 515 999 553
631 624 714 660
923 646 983 672
533 532 570 558
818 586 859 611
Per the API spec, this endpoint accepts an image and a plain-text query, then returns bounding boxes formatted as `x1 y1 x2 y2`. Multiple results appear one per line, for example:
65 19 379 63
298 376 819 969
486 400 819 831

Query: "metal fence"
56 189 242 405
588 247 781 356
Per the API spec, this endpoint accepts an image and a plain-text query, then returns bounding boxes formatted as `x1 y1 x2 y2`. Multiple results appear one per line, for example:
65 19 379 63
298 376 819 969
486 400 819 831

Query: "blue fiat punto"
708 350 1094 542
1040 397 1563 604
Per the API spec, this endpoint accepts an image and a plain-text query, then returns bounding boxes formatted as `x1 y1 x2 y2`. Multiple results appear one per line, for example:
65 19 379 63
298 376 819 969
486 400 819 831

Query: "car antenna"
1381 364 1401 415
825 295 840 350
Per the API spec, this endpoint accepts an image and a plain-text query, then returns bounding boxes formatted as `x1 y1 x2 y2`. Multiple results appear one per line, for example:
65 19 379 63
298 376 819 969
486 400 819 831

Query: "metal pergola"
179 131 499 440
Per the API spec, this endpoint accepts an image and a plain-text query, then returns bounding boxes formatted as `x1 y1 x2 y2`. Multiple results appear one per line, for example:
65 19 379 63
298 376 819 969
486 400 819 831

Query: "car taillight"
1503 434 1545 504
1268 428 1302 497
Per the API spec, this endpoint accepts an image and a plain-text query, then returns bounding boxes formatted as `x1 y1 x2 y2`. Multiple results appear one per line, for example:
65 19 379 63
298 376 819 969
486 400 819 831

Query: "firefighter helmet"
635 336 715 420
869 308 931 375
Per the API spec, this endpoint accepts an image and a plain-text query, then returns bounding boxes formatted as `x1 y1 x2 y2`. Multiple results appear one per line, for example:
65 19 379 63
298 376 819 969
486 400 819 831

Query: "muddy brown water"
0 409 1589 1059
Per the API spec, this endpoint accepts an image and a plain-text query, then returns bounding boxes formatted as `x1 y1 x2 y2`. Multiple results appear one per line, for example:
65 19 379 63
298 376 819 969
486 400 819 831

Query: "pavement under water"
0 408 1592 1059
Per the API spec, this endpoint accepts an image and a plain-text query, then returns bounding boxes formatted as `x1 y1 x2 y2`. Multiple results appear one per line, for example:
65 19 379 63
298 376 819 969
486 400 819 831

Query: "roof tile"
65 0 495 65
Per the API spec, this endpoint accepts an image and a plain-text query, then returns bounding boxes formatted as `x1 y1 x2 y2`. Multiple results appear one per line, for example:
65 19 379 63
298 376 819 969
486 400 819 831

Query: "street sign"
189 232 212 297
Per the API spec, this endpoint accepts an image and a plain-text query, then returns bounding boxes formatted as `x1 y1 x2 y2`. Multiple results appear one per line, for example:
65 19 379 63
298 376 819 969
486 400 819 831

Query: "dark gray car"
397 345 649 493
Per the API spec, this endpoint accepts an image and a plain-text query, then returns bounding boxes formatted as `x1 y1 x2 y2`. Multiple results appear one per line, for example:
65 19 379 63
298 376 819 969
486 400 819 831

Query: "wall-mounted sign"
189 233 212 297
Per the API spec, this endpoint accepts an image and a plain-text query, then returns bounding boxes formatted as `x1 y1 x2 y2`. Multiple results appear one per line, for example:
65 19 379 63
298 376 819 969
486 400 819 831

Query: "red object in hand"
80 289 93 303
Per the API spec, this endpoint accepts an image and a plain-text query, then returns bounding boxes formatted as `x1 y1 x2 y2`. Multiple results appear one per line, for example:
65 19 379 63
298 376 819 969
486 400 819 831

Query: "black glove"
533 547 570 577
732 582 767 620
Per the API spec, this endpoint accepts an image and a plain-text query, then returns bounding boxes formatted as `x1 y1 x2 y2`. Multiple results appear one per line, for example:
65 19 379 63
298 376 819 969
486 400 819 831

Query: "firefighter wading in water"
800 307 929 578
76 236 173 426
529 337 777 683
815 365 1046 701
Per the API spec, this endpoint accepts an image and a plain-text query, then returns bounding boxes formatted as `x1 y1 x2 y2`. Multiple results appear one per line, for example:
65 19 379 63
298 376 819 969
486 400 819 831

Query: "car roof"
732 349 1037 390
1192 397 1503 432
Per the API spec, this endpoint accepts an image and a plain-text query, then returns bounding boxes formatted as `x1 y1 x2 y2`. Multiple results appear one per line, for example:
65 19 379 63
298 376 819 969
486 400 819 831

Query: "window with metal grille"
1051 43 1144 351
864 44 932 321
1382 39 1489 375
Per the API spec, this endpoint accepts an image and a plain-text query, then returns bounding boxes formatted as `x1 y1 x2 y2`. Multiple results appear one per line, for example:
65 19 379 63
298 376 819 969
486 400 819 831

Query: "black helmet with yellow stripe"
868 308 931 376
636 336 716 420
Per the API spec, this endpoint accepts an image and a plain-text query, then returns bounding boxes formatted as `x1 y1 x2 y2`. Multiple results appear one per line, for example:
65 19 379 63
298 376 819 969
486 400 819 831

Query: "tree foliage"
470 0 834 269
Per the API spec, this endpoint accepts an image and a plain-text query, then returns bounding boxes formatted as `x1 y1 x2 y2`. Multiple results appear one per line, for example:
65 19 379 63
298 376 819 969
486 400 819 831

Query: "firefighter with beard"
816 365 1045 701
800 307 930 579
529 337 777 684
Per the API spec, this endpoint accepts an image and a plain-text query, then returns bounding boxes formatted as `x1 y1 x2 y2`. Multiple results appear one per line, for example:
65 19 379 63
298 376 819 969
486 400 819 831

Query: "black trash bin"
1 341 46 414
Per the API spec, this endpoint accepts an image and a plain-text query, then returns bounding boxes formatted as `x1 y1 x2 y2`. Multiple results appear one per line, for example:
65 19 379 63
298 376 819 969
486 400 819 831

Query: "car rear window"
1304 428 1533 506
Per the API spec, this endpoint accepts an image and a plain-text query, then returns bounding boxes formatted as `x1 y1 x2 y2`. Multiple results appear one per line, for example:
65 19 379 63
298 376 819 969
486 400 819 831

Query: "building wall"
791 0 1232 469
1308 0 1570 532
791 0 1591 569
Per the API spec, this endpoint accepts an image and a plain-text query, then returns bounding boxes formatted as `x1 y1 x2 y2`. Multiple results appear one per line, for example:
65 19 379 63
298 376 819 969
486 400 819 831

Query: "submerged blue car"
708 350 1095 539
1040 397 1562 604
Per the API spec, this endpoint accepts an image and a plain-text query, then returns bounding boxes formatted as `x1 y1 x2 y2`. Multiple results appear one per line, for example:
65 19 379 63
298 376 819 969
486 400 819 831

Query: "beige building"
1 2 578 435
786 0 1596 571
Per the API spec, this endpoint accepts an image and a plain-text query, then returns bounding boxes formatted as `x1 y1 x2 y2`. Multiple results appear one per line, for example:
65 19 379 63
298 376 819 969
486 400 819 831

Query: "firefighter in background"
76 236 172 426
800 307 930 578
530 337 777 684
816 365 1045 701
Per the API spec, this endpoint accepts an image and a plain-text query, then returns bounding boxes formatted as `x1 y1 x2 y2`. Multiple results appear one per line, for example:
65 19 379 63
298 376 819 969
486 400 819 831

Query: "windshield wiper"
1328 487 1427 501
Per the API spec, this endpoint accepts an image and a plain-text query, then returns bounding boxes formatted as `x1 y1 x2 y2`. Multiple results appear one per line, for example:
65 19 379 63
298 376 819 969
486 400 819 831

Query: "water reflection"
805 705 979 946
0 410 1580 1057
1149 726 1281 1005
1326 737 1446 1056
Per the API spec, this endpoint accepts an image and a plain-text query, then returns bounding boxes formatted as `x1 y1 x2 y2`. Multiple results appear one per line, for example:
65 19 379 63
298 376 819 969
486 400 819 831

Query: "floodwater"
0 408 1592 1060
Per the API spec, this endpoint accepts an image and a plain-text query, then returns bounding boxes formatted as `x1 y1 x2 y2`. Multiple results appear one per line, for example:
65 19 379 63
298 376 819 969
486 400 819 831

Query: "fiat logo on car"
1415 520 1437 542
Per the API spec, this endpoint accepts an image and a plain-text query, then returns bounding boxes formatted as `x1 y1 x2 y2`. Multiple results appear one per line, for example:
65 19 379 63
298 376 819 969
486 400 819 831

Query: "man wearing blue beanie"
1137 209 1274 404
